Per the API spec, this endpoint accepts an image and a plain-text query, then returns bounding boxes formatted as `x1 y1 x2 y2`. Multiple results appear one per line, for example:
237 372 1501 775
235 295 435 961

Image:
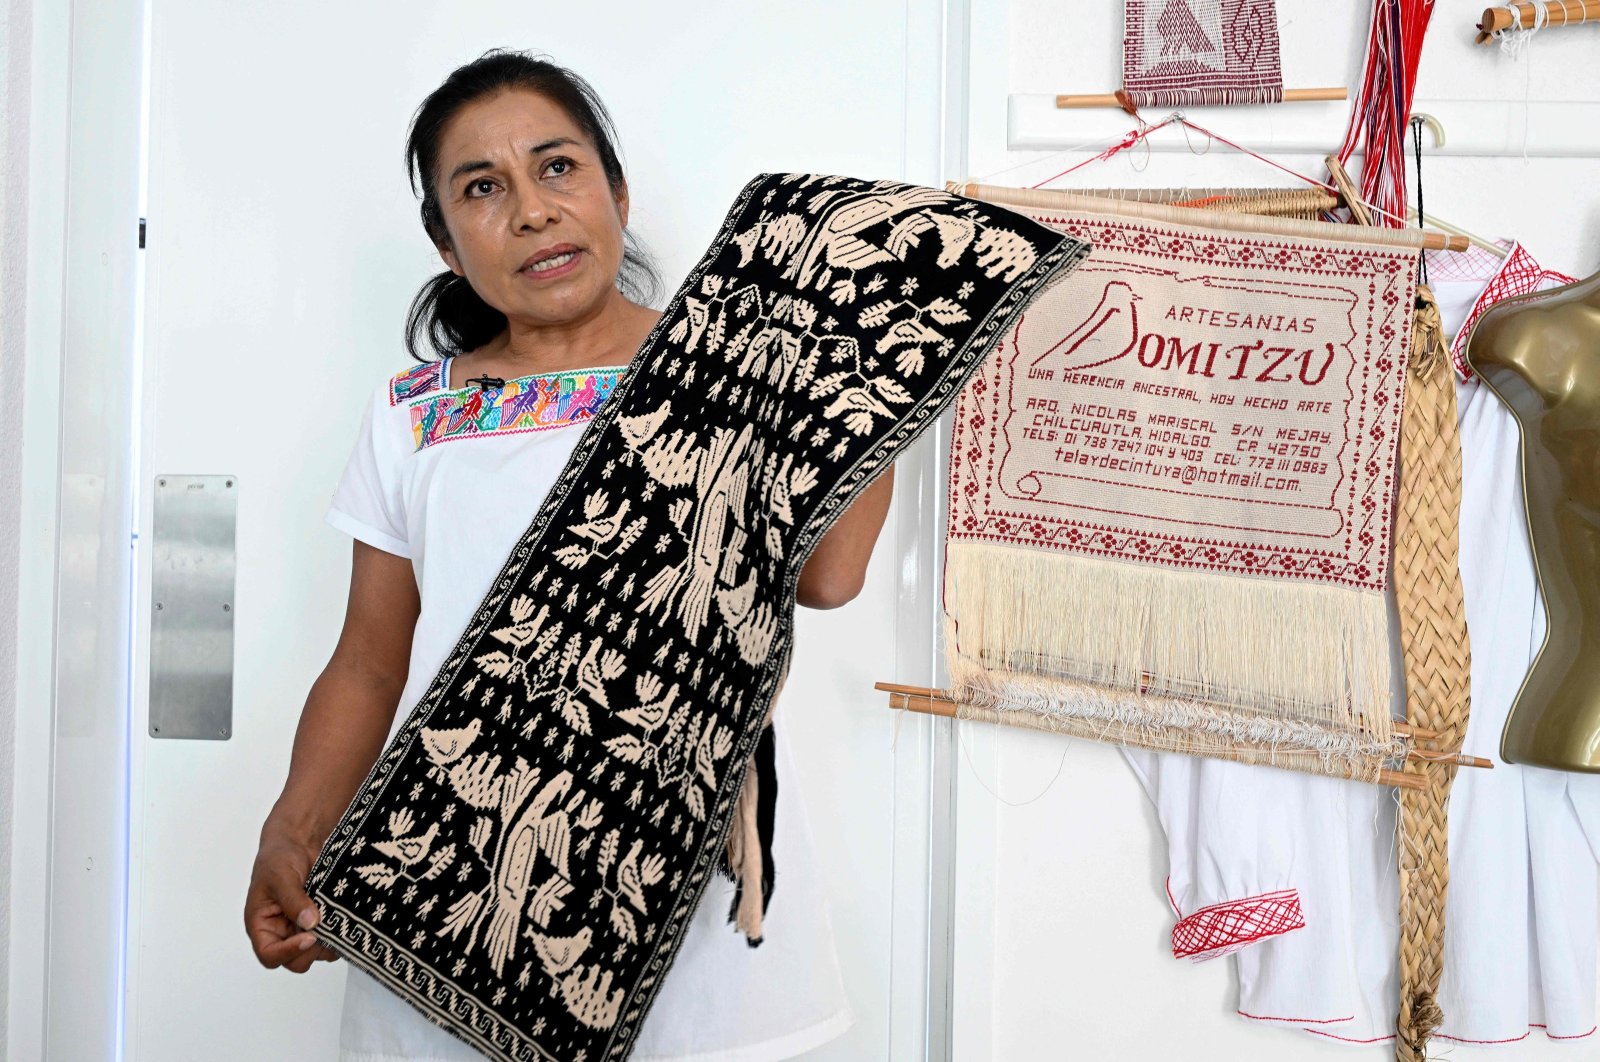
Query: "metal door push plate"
149 475 236 740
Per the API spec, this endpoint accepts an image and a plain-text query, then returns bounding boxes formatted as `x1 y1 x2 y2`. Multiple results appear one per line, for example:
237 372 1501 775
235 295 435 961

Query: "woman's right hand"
247 540 419 973
245 825 341 973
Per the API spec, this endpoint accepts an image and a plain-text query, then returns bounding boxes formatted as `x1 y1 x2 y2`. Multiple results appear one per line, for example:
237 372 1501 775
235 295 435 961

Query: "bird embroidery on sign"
1030 280 1141 373
994 281 1142 504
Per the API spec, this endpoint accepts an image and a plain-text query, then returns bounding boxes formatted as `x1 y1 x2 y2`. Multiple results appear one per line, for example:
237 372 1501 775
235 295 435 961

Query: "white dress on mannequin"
1123 244 1600 1046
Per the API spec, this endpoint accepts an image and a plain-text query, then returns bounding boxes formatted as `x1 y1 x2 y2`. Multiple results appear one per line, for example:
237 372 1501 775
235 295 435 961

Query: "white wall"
950 3 1600 1060
0 0 27 1040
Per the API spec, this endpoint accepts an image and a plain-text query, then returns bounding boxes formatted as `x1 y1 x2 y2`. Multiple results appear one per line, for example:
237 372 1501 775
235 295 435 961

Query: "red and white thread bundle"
1334 0 1436 227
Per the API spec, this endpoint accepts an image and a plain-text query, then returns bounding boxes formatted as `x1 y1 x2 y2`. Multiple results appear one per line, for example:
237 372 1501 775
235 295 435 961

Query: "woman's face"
431 88 627 327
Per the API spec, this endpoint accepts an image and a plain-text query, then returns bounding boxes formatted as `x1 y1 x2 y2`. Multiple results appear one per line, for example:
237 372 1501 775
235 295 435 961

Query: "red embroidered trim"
1436 1023 1598 1045
1234 998 1598 1046
1263 1020 1597 1046
1170 887 1305 960
1542 1024 1599 1041
1436 1030 1531 1045
1449 243 1577 381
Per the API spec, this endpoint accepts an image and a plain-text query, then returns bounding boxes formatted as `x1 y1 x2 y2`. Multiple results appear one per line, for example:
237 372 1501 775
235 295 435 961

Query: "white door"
128 4 951 1059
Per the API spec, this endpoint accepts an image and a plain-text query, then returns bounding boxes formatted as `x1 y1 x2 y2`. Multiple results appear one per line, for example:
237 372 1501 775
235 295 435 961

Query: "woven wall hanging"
1123 0 1285 107
940 189 1430 785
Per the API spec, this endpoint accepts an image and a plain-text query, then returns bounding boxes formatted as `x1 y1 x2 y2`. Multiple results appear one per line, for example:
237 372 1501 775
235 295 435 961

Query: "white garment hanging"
1123 244 1600 1046
323 357 854 1061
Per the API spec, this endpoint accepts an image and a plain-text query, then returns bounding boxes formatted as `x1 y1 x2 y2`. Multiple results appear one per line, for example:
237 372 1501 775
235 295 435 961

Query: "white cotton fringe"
943 541 1397 759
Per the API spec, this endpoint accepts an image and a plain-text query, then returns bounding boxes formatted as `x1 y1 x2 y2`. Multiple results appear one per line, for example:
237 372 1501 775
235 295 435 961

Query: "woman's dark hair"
402 49 664 360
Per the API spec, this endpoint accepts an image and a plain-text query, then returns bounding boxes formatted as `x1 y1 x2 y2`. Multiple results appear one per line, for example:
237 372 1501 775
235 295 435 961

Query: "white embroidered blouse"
323 355 853 1061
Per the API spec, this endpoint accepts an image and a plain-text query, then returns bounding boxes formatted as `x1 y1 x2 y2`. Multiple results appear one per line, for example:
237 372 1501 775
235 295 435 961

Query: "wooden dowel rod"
877 682 1443 740
878 684 1481 779
882 686 1431 791
1056 87 1349 108
1407 748 1496 769
1479 0 1600 33
1405 207 1508 260
883 684 953 716
876 681 947 698
948 181 1470 252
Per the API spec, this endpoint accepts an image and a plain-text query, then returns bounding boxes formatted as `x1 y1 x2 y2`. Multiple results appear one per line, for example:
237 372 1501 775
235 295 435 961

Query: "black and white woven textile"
305 171 1089 1061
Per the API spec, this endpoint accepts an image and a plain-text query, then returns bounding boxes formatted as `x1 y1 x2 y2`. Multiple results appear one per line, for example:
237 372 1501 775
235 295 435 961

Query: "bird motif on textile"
469 767 577 975
371 822 440 870
529 925 593 978
421 718 482 764
630 420 758 651
568 496 632 545
777 184 975 290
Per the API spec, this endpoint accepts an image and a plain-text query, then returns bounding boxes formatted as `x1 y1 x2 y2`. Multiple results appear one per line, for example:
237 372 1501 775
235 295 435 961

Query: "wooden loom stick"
948 181 1471 252
874 683 1447 740
878 684 1431 791
1330 150 1507 261
1406 207 1508 259
1479 0 1600 34
1058 183 1499 258
875 684 1485 781
1325 154 1375 227
1056 87 1349 108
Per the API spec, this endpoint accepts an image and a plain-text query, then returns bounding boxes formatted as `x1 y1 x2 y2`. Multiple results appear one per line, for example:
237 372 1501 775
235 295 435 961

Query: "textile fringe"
1393 284 1471 1061
1123 87 1286 109
722 712 778 947
944 542 1395 741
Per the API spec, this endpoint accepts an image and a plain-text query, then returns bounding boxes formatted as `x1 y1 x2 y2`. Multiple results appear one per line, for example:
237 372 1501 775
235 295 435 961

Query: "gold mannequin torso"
1467 267 1600 771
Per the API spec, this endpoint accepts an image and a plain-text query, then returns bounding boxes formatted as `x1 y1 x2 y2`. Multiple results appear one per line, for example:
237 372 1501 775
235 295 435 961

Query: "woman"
244 49 892 1059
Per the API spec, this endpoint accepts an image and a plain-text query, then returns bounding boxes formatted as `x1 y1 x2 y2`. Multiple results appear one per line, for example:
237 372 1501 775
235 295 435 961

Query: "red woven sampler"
1123 0 1284 107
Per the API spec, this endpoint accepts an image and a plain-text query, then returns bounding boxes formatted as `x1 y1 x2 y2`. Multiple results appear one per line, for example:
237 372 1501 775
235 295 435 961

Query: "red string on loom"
1020 113 1419 228
1334 0 1436 227
1170 118 1338 195
1031 115 1395 214
1028 115 1181 188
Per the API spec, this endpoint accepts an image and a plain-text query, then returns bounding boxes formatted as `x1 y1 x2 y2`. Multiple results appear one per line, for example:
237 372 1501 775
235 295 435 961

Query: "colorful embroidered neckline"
402 363 626 451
